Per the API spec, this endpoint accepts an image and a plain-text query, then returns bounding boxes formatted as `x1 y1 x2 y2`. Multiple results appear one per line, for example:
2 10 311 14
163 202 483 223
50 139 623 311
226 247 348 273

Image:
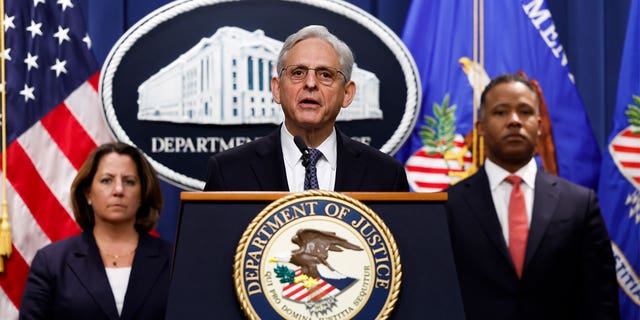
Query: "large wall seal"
100 0 421 190
234 191 401 319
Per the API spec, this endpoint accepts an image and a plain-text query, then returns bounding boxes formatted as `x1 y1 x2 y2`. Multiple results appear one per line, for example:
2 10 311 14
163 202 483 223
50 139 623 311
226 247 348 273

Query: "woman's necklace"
99 247 137 267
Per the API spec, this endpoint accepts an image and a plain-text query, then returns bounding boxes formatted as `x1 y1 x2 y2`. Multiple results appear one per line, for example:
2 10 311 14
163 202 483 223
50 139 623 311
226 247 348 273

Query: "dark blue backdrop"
78 0 631 240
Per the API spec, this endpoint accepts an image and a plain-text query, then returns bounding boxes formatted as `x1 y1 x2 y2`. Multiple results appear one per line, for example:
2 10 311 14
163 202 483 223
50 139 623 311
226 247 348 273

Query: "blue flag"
397 0 601 191
598 0 640 318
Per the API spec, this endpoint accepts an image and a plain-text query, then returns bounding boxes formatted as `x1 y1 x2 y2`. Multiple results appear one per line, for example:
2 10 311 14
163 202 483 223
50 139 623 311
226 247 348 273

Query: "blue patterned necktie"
304 149 323 190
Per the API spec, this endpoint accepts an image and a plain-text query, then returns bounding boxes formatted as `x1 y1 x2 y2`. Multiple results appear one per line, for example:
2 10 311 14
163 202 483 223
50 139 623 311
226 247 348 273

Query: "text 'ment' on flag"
598 0 640 318
397 0 601 192
0 0 113 318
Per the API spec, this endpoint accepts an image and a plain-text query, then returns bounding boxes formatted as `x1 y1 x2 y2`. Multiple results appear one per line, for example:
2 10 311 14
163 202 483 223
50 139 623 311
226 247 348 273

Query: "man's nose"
304 70 318 89
509 111 522 124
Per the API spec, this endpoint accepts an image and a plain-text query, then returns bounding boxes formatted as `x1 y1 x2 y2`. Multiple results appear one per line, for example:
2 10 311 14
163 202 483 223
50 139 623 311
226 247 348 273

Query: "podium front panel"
166 193 465 319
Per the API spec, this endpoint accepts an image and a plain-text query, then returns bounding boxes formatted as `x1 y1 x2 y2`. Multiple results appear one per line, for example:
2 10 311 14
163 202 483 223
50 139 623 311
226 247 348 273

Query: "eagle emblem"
289 229 363 278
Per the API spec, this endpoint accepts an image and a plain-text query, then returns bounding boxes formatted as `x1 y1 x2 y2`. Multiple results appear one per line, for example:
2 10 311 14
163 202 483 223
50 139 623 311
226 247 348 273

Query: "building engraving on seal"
137 27 383 125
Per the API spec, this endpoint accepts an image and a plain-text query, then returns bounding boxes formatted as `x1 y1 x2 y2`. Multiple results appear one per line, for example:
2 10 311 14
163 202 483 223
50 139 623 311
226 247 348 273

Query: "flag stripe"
309 283 335 301
88 72 100 91
41 103 98 170
19 121 77 219
408 171 462 184
620 161 640 168
7 177 51 264
412 149 472 162
414 181 452 190
283 283 306 296
65 75 113 146
406 165 467 174
612 145 640 153
613 152 640 162
0 245 31 309
296 281 327 301
0 289 19 320
6 143 81 242
621 130 640 138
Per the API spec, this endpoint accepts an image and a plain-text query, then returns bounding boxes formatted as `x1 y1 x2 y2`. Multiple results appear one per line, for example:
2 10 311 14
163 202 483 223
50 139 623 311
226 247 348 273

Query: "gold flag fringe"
0 203 11 272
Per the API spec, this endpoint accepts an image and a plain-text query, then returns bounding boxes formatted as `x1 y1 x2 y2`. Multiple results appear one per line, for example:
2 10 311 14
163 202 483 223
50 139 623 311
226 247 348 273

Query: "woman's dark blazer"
19 231 171 320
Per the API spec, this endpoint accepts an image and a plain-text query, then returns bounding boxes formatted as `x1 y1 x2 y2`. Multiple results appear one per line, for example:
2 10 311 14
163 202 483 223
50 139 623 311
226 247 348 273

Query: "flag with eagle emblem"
396 0 601 191
598 0 640 318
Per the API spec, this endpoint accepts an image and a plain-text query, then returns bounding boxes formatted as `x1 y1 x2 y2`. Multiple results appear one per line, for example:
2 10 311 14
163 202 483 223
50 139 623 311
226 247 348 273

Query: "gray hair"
276 25 355 82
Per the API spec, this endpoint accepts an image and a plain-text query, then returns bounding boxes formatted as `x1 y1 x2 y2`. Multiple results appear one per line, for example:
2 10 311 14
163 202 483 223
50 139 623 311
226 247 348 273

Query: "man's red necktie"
505 175 528 278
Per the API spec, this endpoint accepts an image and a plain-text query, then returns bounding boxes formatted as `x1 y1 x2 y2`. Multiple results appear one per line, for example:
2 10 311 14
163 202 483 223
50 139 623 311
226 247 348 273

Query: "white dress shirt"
484 158 537 244
281 125 337 191
105 266 132 316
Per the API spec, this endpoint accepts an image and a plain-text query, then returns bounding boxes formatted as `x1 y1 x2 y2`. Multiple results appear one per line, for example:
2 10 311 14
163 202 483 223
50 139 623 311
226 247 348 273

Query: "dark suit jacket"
203 127 409 191
445 168 619 320
19 232 171 320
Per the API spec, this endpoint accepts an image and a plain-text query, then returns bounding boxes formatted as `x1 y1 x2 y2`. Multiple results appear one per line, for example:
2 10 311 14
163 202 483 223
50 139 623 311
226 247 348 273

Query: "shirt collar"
484 157 537 190
280 125 337 169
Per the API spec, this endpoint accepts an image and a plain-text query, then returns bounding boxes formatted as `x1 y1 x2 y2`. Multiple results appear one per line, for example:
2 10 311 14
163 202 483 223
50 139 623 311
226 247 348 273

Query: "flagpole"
467 0 484 176
478 0 484 167
0 0 12 273
470 0 485 175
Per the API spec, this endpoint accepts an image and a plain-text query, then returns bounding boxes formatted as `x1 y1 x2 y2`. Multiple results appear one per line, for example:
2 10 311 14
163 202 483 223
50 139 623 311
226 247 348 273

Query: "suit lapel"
67 232 119 319
523 171 560 270
250 128 289 191
461 170 513 265
334 130 366 190
120 234 168 320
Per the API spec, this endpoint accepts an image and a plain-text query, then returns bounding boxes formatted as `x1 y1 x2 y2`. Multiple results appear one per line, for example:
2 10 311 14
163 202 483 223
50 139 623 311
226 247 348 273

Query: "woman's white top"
105 267 132 316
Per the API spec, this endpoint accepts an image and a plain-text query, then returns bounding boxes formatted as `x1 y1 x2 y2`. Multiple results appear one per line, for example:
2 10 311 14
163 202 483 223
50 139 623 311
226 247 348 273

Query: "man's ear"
271 77 281 104
341 80 356 108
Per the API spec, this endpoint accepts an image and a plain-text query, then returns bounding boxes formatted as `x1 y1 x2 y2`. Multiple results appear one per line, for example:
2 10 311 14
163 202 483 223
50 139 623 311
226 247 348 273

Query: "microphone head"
293 136 308 153
293 135 311 167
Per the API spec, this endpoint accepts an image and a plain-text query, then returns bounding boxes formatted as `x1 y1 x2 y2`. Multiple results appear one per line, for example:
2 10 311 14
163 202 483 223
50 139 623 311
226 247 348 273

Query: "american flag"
0 0 112 318
282 268 358 303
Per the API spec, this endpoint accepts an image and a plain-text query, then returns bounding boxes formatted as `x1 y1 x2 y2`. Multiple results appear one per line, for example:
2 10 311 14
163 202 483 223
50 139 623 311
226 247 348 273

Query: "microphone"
293 135 311 167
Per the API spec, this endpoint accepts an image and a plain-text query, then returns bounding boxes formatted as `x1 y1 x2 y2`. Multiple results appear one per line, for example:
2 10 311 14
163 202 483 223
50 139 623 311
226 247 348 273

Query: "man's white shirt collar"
484 157 537 191
281 125 337 191
281 125 337 170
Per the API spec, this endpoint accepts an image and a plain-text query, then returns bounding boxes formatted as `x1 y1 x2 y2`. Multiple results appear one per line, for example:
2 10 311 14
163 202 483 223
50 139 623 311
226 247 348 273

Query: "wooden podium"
166 192 465 319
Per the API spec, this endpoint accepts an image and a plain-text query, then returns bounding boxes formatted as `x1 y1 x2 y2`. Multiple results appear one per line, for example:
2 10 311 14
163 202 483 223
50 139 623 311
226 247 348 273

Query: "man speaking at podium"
204 25 408 192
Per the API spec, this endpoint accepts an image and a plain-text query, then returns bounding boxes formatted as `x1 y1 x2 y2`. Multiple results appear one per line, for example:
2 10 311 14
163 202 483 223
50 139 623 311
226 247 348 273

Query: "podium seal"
234 191 401 319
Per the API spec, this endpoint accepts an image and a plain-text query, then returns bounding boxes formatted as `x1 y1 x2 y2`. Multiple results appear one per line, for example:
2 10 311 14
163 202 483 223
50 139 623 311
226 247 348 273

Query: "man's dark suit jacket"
204 127 409 191
19 232 171 320
445 168 619 320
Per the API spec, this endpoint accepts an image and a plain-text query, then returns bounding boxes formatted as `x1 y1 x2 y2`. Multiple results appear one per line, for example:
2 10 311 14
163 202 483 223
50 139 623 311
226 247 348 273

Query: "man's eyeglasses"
280 65 346 86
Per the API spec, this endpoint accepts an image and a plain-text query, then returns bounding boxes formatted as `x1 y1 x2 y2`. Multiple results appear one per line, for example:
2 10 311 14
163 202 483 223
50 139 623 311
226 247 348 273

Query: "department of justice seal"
234 191 401 319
